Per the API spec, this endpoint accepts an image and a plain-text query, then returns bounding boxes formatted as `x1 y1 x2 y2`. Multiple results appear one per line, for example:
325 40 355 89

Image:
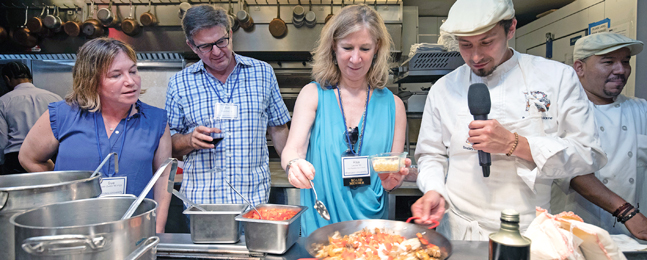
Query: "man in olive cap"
412 0 606 240
552 32 647 239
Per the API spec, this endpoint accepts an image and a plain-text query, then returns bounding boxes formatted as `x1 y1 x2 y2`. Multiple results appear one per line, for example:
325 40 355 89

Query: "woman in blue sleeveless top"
20 38 173 233
281 5 410 236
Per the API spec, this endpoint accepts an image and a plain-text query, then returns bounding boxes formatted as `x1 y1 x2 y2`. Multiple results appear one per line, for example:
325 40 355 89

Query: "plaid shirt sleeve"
265 68 291 127
165 74 187 136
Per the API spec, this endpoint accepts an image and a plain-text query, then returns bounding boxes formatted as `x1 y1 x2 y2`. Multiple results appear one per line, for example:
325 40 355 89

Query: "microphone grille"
468 83 491 115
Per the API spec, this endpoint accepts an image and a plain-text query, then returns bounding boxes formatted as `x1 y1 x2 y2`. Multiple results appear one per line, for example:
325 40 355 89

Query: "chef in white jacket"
411 0 607 241
552 32 647 240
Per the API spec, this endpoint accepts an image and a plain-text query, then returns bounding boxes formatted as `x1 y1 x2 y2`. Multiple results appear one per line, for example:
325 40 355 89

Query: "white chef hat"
439 0 515 37
573 32 644 61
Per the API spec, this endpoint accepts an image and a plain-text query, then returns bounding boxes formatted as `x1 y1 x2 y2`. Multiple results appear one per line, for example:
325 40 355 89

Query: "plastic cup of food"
369 152 408 176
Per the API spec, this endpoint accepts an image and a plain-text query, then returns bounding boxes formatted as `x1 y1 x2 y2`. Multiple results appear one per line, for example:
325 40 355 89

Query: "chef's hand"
625 212 647 240
468 119 515 154
189 126 222 150
411 190 445 225
379 158 411 191
287 159 316 189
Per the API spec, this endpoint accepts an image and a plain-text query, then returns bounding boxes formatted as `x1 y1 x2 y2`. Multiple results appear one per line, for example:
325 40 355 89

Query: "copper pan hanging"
13 8 38 48
121 0 141 36
139 0 157 26
64 7 82 37
26 6 46 33
269 0 287 38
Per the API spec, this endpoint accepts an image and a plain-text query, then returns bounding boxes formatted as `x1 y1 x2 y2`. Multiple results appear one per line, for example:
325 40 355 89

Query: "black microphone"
467 83 492 177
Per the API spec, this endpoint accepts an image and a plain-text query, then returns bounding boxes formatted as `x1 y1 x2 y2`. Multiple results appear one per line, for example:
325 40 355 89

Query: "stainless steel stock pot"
11 196 157 260
0 170 101 260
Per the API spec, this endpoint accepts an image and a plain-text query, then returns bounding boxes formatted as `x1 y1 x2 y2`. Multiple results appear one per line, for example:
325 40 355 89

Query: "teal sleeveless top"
301 82 395 236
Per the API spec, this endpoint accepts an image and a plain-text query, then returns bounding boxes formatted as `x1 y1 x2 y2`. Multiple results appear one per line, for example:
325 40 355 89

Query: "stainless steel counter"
156 233 647 259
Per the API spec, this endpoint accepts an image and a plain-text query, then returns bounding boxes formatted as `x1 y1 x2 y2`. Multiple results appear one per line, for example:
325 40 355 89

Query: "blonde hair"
311 4 393 89
66 38 137 112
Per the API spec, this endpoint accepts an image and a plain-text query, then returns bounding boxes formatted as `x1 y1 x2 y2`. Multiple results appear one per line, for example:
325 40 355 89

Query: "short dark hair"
498 19 514 36
182 5 230 45
1 61 32 80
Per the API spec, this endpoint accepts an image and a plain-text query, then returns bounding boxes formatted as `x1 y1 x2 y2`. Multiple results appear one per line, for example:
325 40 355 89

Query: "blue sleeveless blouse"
50 100 167 199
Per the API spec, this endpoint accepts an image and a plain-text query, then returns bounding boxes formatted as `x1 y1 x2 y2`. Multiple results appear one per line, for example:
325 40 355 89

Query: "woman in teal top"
281 5 410 236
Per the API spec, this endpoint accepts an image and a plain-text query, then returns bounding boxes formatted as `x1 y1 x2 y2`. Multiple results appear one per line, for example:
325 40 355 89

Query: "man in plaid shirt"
166 5 290 207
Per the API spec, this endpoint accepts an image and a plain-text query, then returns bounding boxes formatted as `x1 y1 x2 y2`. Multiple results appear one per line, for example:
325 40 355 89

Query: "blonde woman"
281 4 409 235
20 38 172 233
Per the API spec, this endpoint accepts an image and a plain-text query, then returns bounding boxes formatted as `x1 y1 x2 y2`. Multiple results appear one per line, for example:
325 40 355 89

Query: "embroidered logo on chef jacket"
524 91 551 112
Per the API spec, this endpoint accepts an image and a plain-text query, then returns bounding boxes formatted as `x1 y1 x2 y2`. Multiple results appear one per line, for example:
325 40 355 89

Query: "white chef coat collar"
592 94 627 109
471 48 519 84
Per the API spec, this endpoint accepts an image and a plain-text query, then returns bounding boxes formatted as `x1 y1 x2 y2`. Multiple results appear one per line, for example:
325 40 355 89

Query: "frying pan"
237 1 254 31
43 6 62 30
26 6 46 33
97 0 118 27
13 8 38 48
140 0 157 26
64 8 82 37
292 2 305 28
82 1 105 39
305 218 451 259
304 0 316 28
228 0 239 32
269 0 287 38
121 0 141 36
324 1 333 24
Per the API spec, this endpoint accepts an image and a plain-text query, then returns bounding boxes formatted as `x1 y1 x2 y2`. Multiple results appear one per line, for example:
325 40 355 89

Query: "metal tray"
183 204 248 244
235 204 308 254
305 219 452 259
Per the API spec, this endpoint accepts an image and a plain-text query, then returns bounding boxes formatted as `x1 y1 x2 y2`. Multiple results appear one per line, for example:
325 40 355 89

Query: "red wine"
210 137 224 146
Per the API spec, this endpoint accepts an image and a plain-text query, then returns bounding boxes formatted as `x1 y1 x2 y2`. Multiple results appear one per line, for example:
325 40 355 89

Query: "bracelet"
620 208 640 224
285 158 300 175
506 132 519 156
613 202 632 217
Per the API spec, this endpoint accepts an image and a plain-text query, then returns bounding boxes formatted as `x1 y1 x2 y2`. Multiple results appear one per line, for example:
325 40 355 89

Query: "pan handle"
22 234 106 255
406 216 439 229
0 191 7 211
125 236 159 260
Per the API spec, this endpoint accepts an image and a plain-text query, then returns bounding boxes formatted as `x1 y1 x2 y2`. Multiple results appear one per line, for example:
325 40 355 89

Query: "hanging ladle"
91 152 118 178
310 180 330 220
172 189 207 211
224 178 263 220
121 158 178 220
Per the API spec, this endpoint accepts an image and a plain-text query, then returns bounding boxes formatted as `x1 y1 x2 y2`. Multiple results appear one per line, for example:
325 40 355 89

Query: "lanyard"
94 105 132 177
201 65 242 104
337 85 370 156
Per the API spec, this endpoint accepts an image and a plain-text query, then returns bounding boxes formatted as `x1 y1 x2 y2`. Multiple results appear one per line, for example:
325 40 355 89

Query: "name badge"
215 103 239 120
341 156 370 186
100 177 127 196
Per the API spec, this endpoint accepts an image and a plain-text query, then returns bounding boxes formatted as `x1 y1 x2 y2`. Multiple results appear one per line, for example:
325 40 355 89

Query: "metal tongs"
172 189 207 211
310 180 330 220
224 179 263 220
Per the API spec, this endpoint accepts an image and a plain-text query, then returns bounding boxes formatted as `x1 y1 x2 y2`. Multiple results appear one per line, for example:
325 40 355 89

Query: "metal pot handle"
125 236 159 260
0 191 7 211
22 234 106 255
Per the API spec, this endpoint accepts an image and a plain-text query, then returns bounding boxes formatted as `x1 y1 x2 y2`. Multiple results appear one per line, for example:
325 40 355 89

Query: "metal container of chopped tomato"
235 204 308 254
183 204 248 243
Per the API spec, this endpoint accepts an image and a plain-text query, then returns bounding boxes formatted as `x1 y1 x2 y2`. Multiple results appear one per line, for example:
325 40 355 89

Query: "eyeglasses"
194 34 230 53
